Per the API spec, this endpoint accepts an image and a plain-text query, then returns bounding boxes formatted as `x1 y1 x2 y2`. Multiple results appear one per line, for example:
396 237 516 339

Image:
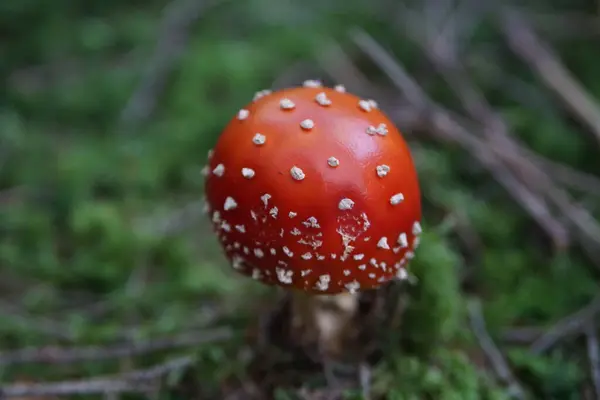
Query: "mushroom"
204 81 422 358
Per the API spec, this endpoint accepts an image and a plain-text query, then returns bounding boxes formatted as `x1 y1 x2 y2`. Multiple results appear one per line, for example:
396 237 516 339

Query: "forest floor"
1 1 600 399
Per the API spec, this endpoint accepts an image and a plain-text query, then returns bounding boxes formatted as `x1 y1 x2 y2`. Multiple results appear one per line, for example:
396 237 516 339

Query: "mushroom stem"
290 290 361 359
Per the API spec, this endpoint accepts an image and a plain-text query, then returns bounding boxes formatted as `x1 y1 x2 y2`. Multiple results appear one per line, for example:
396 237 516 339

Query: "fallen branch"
349 28 569 247
0 299 76 341
501 326 543 344
119 0 224 129
499 7 600 147
358 362 373 400
432 59 600 252
0 377 154 398
7 51 142 94
0 327 231 366
524 151 600 198
387 100 600 199
394 6 600 263
0 356 193 398
315 38 377 98
531 12 600 38
530 295 600 354
468 299 527 400
134 199 208 238
584 323 600 399
467 53 558 115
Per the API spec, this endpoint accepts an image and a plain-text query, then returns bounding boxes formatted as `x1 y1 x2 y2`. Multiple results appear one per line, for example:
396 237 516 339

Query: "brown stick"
468 299 527 399
350 28 570 247
499 8 600 147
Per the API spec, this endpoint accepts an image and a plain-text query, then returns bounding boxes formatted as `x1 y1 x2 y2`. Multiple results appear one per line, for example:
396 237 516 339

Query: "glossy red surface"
204 84 421 294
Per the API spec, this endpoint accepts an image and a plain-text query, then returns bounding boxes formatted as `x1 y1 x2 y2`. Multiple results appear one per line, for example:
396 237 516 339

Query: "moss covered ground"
1 0 600 398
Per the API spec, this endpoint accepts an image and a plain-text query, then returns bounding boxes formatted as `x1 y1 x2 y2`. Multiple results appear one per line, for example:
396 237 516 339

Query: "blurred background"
1 0 600 398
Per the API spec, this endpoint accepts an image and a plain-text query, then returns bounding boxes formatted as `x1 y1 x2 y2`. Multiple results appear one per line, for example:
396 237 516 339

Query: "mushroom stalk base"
290 290 360 359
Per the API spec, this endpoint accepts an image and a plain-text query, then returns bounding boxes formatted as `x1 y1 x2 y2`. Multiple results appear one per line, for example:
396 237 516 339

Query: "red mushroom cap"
204 81 422 294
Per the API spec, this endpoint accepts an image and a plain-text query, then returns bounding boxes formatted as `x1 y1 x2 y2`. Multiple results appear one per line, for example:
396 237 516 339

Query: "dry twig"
349 28 569 247
526 153 600 198
7 52 142 94
396 6 572 248
530 296 600 354
358 362 372 400
135 199 207 237
467 53 557 114
315 38 376 97
499 8 600 147
0 327 231 366
119 0 223 128
584 323 600 399
531 12 600 38
501 326 544 344
468 299 526 400
395 4 600 263
0 300 76 341
0 377 154 398
0 356 193 398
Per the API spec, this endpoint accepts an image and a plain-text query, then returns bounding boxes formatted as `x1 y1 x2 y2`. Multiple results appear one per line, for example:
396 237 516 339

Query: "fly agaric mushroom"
204 80 422 357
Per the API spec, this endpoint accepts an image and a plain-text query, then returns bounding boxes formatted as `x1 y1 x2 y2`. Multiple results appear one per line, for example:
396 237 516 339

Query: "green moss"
1 0 598 397
372 349 510 399
400 230 463 358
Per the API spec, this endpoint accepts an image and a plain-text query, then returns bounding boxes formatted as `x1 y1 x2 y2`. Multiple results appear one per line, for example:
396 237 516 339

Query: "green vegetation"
1 0 599 398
